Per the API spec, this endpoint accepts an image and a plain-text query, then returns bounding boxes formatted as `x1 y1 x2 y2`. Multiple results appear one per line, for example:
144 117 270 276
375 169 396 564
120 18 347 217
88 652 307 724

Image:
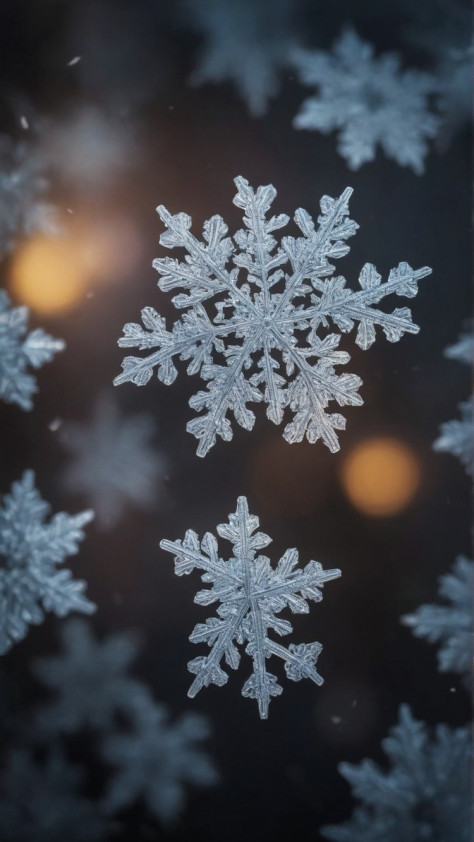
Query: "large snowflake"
33 619 152 733
321 705 471 842
0 136 57 256
0 472 95 655
292 29 440 173
60 393 166 530
101 697 217 825
161 496 341 718
0 290 64 410
402 556 472 678
115 176 431 457
186 0 297 116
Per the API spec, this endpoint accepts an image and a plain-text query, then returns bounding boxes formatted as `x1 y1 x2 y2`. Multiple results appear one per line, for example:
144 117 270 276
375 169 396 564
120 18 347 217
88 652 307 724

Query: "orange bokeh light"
10 235 87 315
341 437 420 516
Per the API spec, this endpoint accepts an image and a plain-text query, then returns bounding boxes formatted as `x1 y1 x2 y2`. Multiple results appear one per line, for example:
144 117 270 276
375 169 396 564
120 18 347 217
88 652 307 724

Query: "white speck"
48 418 63 432
67 208 74 214
331 716 342 725
351 699 357 707
67 56 81 66
449 687 456 693
20 116 29 130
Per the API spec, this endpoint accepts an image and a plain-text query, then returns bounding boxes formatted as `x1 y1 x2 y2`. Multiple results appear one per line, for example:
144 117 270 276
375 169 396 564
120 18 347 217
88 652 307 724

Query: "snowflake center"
361 84 387 113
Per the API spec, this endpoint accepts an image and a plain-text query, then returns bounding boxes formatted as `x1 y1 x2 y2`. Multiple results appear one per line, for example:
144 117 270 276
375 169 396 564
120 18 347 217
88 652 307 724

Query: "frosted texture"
322 705 471 842
292 29 439 173
115 176 431 456
0 290 64 411
402 556 472 677
0 472 95 654
161 496 341 718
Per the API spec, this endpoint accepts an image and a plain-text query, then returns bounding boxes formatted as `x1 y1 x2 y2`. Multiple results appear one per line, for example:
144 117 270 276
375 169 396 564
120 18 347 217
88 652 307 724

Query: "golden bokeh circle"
341 437 420 516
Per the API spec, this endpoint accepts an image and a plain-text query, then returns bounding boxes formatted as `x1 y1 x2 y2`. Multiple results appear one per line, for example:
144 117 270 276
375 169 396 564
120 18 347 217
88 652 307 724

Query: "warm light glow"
10 236 87 315
341 437 420 516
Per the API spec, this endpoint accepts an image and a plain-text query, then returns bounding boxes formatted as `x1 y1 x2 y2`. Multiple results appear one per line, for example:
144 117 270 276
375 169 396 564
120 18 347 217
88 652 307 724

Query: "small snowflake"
101 695 217 825
0 136 58 255
434 327 472 475
444 324 473 365
60 394 167 530
115 176 431 456
161 496 341 718
321 705 471 842
186 0 296 116
0 290 64 411
292 29 440 172
33 619 152 733
0 471 95 655
402 556 472 677
0 748 106 842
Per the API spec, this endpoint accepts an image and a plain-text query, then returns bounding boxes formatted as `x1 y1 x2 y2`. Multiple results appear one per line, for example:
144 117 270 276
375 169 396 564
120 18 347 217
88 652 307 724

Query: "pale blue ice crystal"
292 29 440 173
0 136 58 256
402 556 472 677
0 290 64 410
0 471 95 655
322 705 471 842
60 394 166 530
161 496 341 718
0 747 106 842
33 619 152 733
101 696 217 825
434 327 473 475
115 176 431 456
187 0 296 116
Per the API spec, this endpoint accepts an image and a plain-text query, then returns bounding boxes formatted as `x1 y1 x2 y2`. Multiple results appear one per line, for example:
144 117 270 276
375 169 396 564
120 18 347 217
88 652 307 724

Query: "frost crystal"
402 556 473 677
101 697 217 825
0 472 95 655
444 324 473 365
292 30 440 173
0 136 58 255
161 496 341 718
187 0 296 116
434 327 473 475
115 176 431 456
322 705 471 842
60 394 166 530
0 748 106 842
33 619 151 733
0 290 64 411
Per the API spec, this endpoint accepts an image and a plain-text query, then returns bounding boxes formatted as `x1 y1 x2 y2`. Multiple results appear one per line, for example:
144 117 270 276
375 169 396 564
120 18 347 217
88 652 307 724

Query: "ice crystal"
101 696 217 825
187 0 296 116
0 136 57 255
322 705 471 842
0 748 106 842
115 176 431 457
444 324 473 365
434 327 473 475
0 471 95 655
60 394 166 530
402 556 472 677
33 619 152 733
292 30 440 173
161 496 341 718
0 290 64 411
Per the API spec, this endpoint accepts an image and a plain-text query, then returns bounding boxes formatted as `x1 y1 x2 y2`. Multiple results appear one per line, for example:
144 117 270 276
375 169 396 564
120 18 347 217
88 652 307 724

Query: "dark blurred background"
0 0 471 840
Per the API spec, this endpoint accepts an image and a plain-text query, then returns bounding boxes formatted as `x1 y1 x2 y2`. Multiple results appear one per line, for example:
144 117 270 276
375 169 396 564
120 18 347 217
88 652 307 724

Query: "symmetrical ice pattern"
321 705 471 842
101 697 218 825
33 619 218 825
0 748 106 842
434 327 473 475
292 30 440 173
0 291 64 411
115 176 431 456
60 394 166 530
0 472 95 655
161 496 341 718
0 136 57 256
402 556 472 677
33 619 152 733
186 0 296 116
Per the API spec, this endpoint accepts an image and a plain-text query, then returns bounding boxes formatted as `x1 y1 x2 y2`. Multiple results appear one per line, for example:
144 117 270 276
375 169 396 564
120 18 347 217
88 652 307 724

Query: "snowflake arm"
322 705 472 842
161 496 341 718
100 696 217 825
115 177 431 456
292 29 440 173
0 472 95 655
0 291 64 410
402 556 472 676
